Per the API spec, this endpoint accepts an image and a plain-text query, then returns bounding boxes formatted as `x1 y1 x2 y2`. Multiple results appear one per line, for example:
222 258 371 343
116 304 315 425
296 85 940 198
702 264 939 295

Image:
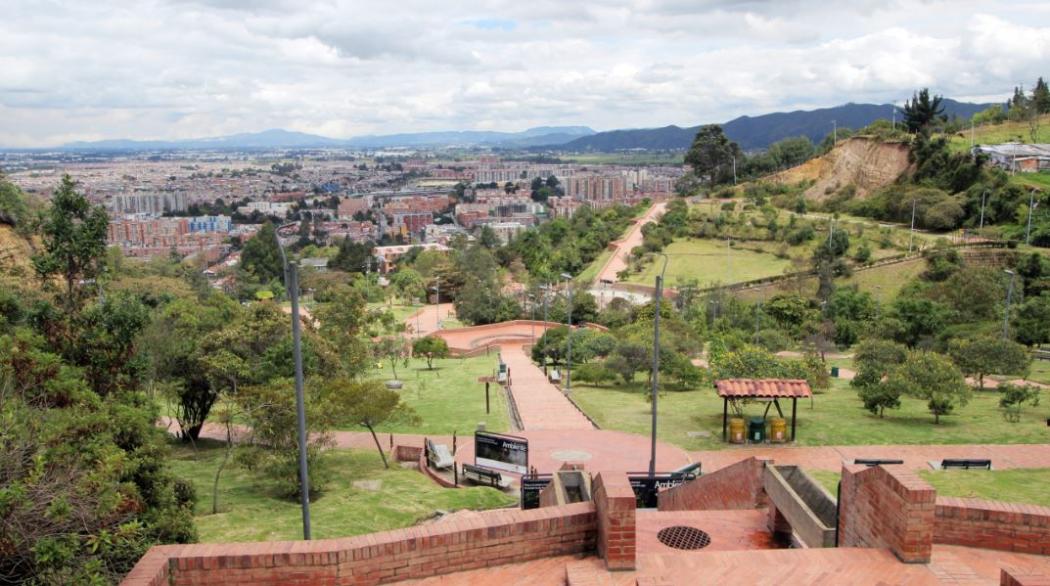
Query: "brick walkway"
500 342 595 431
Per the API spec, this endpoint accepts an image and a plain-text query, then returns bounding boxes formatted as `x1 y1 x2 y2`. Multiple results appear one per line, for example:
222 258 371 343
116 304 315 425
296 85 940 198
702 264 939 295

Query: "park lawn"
805 468 1050 508
625 238 793 287
840 258 927 303
570 377 1050 452
1011 172 1050 191
1027 360 1050 386
577 247 614 285
946 115 1050 153
364 354 510 435
367 302 422 324
168 441 516 543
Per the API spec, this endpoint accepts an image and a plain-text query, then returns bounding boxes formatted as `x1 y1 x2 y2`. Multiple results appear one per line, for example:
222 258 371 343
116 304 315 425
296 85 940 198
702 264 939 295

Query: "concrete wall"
763 465 837 548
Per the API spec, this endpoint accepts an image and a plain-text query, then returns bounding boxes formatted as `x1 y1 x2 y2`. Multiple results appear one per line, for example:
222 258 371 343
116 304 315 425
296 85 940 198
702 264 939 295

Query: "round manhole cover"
550 449 592 461
657 526 711 550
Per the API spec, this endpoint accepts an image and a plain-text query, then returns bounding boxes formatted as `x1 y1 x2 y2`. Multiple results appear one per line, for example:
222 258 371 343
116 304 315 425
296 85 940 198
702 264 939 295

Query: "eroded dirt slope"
775 136 911 199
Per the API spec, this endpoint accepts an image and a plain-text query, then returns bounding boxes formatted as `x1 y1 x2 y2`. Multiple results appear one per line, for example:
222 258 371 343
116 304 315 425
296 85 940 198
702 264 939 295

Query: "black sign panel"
475 431 529 474
519 475 552 510
628 474 690 508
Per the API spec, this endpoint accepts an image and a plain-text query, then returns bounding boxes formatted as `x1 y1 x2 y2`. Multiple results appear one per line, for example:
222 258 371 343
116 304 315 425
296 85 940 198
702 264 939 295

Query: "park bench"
549 369 561 383
461 463 512 489
425 438 455 470
940 459 992 470
854 458 905 466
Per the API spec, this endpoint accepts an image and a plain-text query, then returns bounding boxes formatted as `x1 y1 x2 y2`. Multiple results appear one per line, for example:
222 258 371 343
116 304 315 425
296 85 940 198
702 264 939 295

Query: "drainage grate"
657 526 711 550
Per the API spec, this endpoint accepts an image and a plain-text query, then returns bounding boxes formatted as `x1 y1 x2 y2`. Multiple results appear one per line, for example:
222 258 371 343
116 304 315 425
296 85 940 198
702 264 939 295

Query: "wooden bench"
425 438 454 470
461 463 512 489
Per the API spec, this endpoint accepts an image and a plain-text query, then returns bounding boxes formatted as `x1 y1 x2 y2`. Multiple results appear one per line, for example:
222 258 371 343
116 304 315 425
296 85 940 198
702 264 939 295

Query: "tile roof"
716 378 812 399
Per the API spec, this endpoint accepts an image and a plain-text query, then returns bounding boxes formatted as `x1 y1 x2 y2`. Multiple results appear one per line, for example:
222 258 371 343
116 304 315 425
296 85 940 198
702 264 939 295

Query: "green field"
807 468 1050 508
169 442 516 543
577 247 614 284
571 378 1050 452
1011 172 1050 191
368 302 423 324
947 115 1050 153
364 354 511 435
625 238 793 286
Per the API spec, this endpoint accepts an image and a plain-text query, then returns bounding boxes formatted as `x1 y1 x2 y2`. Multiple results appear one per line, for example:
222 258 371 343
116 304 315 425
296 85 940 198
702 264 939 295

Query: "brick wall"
392 445 421 463
657 457 769 511
1001 567 1050 586
592 472 636 571
935 497 1050 556
837 464 935 563
121 502 596 586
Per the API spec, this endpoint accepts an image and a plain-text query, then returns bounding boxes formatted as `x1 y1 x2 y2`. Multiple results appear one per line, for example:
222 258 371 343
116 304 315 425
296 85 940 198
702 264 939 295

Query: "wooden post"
722 397 728 442
389 433 393 449
453 431 457 455
485 382 490 414
791 398 798 442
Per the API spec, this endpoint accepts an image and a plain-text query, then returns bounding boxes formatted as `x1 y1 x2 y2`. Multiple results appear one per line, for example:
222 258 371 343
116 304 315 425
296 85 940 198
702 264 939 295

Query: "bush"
998 383 1040 422
753 329 792 352
573 362 617 385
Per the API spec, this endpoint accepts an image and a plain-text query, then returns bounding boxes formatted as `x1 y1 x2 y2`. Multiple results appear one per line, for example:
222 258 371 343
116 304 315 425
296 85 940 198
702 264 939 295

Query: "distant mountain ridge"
47 99 997 152
556 99 996 152
58 127 596 151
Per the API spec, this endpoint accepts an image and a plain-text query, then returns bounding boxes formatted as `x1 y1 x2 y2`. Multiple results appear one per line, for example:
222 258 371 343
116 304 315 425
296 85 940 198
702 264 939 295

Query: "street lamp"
560 273 574 394
1026 189 1037 246
540 284 550 375
272 231 311 540
431 276 441 331
979 189 989 232
648 254 669 483
1003 270 1016 340
909 198 917 254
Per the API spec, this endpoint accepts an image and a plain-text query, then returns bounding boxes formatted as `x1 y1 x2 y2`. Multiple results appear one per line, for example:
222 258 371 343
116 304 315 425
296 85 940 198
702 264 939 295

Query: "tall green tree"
1033 77 1050 114
886 351 971 424
902 88 946 134
684 125 740 187
32 175 109 308
239 222 284 284
948 336 1030 389
326 378 419 468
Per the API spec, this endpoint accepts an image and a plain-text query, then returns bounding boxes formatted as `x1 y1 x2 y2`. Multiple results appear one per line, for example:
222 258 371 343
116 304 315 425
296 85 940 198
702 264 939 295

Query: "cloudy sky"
2 0 1050 147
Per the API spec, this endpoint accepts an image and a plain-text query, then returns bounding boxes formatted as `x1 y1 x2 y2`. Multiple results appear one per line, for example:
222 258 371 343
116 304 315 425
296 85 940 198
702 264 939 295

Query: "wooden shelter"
716 379 812 442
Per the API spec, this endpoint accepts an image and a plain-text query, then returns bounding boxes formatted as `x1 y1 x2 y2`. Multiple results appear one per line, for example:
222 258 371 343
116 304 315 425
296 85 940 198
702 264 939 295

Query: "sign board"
519 475 552 510
628 473 690 508
474 431 529 475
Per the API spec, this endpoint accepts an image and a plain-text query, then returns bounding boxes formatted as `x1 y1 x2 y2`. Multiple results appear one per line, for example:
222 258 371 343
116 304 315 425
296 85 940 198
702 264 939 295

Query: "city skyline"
2 0 1050 147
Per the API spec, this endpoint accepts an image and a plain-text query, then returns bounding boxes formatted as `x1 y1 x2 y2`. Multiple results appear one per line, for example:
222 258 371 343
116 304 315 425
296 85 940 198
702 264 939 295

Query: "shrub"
573 362 617 385
998 383 1040 422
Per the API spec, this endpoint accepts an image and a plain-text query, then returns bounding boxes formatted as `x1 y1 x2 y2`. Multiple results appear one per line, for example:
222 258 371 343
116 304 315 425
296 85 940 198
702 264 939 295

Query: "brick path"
500 342 595 431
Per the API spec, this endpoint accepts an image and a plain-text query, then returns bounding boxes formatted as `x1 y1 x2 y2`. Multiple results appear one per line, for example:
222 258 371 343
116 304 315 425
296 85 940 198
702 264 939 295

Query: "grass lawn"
841 258 927 303
368 302 422 324
363 354 510 435
1028 360 1050 386
947 115 1050 153
805 468 1050 508
571 377 1050 452
577 247 614 285
625 238 792 286
169 441 516 543
1011 172 1050 191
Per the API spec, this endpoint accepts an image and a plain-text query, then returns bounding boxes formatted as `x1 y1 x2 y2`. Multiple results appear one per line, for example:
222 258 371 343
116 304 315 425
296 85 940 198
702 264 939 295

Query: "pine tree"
902 88 945 134
1033 77 1050 115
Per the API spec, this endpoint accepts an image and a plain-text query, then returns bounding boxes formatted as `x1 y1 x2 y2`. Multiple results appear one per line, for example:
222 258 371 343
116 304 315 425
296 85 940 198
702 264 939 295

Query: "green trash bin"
748 417 766 443
831 366 840 378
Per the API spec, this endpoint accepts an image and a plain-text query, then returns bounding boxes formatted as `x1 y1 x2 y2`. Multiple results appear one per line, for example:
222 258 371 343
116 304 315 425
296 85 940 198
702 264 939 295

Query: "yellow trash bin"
769 417 787 443
729 417 746 444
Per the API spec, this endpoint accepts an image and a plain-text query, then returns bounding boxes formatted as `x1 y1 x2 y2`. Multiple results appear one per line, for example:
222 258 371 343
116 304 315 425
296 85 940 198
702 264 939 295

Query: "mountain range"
51 98 998 153
557 99 995 152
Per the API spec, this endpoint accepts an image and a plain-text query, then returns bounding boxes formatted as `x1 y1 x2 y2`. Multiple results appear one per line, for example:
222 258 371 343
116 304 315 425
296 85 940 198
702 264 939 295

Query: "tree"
886 351 971 423
858 384 902 418
948 336 1030 389
373 336 410 380
330 237 374 273
684 125 740 187
412 336 449 369
890 297 950 347
389 268 425 303
1033 77 1050 115
32 175 109 308
326 378 419 468
998 383 1040 423
903 88 945 134
239 222 284 285
1013 293 1050 346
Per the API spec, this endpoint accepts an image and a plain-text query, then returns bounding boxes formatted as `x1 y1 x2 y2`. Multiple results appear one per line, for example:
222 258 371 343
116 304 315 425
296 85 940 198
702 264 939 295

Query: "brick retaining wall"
592 472 636 571
657 457 769 511
121 502 596 586
837 464 935 563
935 497 1050 556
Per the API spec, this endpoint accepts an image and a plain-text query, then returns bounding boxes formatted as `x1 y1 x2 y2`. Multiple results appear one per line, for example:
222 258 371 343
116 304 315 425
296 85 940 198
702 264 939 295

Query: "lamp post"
648 254 669 483
1003 270 1016 340
1026 189 1036 246
541 284 550 375
560 273 574 394
529 294 536 343
273 231 311 540
432 276 441 331
979 189 988 232
909 198 917 254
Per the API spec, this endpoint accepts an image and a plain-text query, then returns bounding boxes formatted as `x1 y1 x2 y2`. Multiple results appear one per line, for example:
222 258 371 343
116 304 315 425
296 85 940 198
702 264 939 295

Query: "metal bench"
940 459 992 470
461 463 512 489
425 438 454 470
854 458 905 466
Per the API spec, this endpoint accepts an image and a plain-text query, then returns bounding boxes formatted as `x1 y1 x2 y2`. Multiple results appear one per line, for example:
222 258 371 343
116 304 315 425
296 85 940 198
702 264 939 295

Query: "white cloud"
0 0 1048 146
